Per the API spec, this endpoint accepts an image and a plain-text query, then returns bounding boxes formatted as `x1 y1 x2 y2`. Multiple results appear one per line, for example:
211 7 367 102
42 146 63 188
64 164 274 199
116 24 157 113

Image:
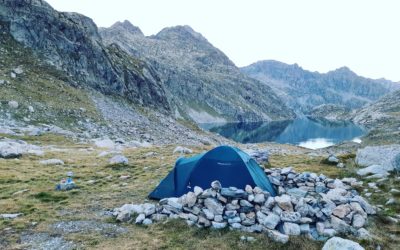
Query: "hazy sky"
46 0 400 81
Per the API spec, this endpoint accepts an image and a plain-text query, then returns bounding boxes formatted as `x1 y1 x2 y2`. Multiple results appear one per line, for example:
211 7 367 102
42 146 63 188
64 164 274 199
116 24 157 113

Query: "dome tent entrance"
149 146 276 200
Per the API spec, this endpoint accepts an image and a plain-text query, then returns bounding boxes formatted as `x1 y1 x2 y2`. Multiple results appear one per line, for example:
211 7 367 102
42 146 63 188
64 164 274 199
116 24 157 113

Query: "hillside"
100 21 295 123
241 60 399 114
351 90 400 144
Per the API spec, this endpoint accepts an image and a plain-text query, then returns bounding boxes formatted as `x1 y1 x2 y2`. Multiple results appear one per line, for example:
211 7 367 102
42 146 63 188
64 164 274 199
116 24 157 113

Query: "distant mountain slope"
241 60 399 113
0 0 170 112
351 90 400 144
100 21 295 123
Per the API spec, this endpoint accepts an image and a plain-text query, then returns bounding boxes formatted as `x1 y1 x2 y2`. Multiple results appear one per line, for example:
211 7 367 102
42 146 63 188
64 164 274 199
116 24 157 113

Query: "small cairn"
113 167 375 244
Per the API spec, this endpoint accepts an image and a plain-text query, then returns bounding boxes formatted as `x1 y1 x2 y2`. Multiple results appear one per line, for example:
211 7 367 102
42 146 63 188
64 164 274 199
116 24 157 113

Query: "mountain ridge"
100 21 295 123
241 60 399 114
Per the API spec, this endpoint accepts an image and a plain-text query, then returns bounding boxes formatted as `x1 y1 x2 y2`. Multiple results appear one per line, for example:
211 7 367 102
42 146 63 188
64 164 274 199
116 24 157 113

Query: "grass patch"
33 192 68 203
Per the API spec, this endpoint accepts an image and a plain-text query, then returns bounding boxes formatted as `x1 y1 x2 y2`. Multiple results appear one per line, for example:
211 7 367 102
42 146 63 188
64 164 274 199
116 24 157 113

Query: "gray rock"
230 223 242 230
204 198 224 215
151 213 167 221
357 165 389 176
322 237 364 250
214 215 223 222
328 154 340 163
116 210 131 222
256 211 280 229
245 185 253 194
352 214 365 228
330 216 350 233
352 196 376 215
135 214 145 224
109 155 129 165
173 146 193 154
356 228 371 240
332 204 351 218
266 229 289 244
253 193 265 204
275 195 293 211
211 221 227 229
194 186 203 196
8 101 19 109
239 199 253 208
323 229 337 237
40 159 64 166
202 208 215 220
299 224 310 234
228 216 241 224
386 198 396 205
143 203 156 216
280 222 301 236
1 213 23 219
220 187 247 198
211 180 222 191
356 145 400 172
185 192 197 207
198 216 211 227
142 218 153 225
287 188 307 198
337 163 345 168
280 211 301 223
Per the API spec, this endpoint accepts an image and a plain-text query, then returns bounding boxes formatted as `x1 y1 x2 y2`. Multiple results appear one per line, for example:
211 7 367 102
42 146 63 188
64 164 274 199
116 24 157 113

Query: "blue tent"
149 145 276 199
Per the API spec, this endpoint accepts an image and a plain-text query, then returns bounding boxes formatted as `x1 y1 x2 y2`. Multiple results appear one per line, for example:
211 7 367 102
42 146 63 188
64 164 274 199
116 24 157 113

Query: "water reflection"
199 117 366 149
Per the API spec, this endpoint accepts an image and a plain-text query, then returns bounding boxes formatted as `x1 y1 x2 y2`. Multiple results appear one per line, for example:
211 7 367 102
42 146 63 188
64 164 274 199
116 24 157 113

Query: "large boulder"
356 145 400 172
356 165 389 176
0 139 42 158
322 237 364 250
109 155 129 165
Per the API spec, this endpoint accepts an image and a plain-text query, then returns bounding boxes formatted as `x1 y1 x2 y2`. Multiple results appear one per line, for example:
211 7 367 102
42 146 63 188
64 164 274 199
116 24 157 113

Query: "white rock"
94 139 116 149
322 237 364 250
337 163 345 168
173 146 193 154
352 214 365 228
142 218 153 225
211 221 227 229
1 213 22 219
39 159 64 166
266 229 289 244
109 155 129 165
357 165 389 176
135 214 145 224
8 101 19 109
194 186 203 196
28 106 34 113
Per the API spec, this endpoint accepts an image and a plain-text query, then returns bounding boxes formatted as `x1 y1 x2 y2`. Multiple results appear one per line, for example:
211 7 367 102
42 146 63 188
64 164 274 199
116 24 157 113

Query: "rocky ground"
0 129 399 250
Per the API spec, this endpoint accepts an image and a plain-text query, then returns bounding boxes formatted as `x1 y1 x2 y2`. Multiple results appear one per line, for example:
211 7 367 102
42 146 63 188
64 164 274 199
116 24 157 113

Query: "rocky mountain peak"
154 25 207 43
109 20 144 36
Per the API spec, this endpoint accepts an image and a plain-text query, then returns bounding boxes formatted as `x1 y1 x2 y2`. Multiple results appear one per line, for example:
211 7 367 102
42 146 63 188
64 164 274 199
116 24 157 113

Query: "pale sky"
46 0 400 82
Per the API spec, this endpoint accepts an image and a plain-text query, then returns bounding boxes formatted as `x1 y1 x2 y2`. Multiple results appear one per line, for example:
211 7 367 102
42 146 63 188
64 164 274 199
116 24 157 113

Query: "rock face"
100 21 295 123
1 0 170 112
322 237 364 250
351 90 400 144
114 167 375 244
308 104 350 121
241 60 399 114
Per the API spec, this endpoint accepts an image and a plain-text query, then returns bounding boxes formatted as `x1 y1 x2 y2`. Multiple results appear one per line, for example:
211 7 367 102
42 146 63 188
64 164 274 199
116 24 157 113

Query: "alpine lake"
199 117 366 149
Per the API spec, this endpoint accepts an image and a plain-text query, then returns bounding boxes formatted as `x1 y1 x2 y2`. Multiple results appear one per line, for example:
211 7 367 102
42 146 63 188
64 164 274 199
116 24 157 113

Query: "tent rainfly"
149 145 276 199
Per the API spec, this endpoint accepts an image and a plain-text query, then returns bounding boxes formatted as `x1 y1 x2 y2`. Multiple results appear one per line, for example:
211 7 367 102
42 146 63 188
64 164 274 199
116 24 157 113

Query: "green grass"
0 132 399 249
0 27 102 130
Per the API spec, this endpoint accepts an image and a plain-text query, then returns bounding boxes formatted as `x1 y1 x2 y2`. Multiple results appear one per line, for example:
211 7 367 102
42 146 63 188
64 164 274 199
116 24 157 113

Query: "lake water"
199 117 366 149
